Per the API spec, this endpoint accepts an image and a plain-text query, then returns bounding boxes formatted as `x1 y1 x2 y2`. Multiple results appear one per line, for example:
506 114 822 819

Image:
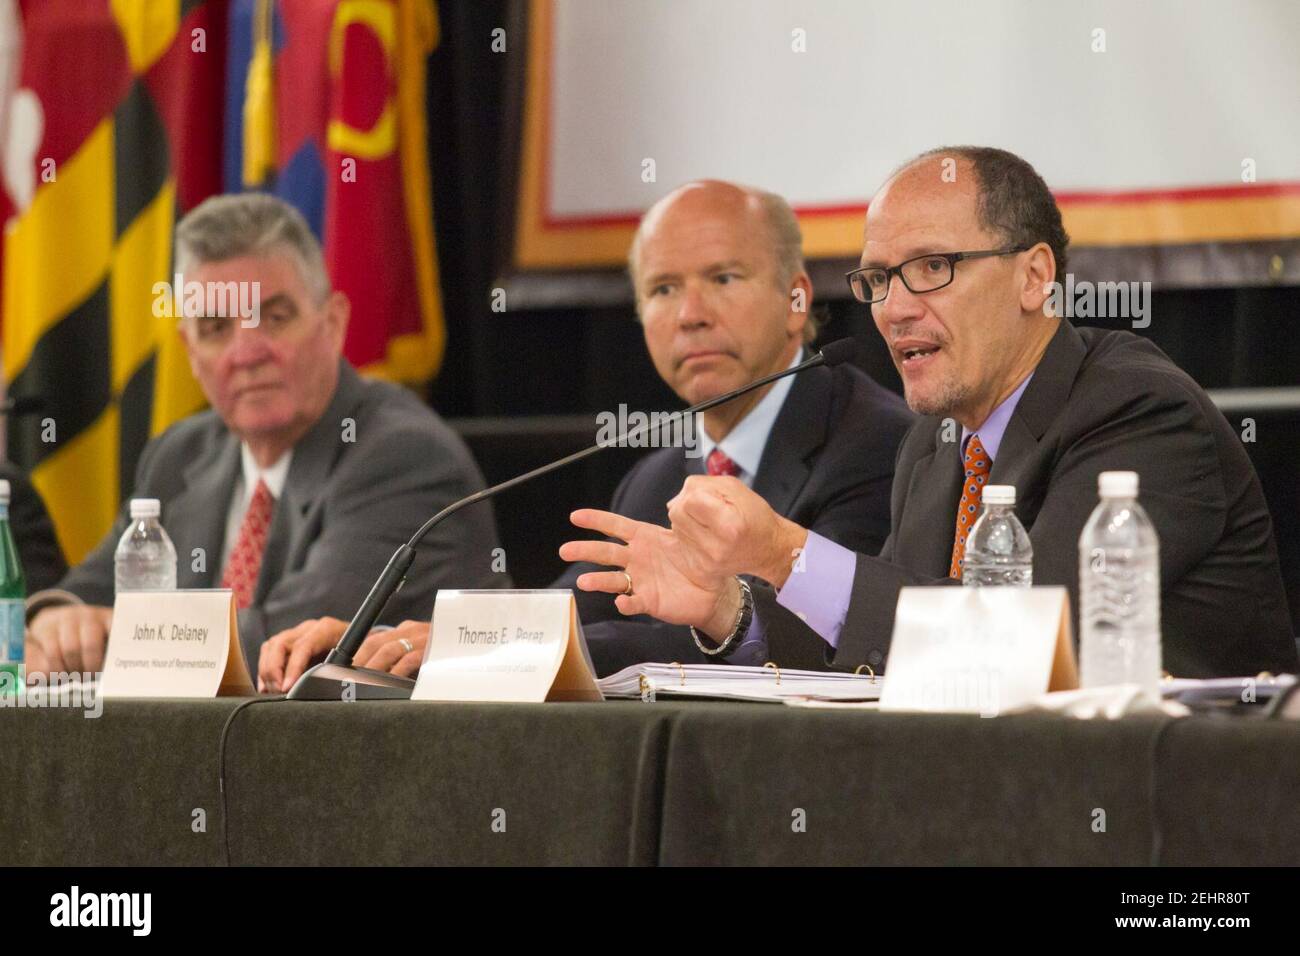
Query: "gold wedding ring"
621 571 635 596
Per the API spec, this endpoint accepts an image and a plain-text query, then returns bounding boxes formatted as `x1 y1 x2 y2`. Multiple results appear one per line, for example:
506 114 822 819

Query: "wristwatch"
691 577 754 658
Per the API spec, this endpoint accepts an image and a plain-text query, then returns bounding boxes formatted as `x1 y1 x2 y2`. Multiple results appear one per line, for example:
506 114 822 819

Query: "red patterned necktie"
949 434 991 579
706 449 740 478
221 479 275 609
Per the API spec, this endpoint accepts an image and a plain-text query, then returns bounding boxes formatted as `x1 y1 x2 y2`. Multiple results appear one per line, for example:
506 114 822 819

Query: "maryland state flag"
225 0 444 381
1 0 224 564
2 0 443 564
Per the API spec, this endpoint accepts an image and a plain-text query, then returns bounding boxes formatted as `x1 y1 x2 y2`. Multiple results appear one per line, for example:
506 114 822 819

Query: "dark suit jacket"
0 462 67 593
554 359 914 676
760 322 1299 678
55 361 504 668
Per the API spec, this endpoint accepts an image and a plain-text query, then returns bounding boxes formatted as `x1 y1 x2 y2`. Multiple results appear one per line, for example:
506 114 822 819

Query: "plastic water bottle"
114 498 178 592
1078 471 1161 698
962 485 1033 587
0 480 26 695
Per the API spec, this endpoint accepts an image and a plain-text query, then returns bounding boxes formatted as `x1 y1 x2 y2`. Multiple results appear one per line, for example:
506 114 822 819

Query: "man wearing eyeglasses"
23 192 502 679
561 146 1299 677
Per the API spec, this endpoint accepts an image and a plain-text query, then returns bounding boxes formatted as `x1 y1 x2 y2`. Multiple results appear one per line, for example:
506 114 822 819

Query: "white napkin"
1010 683 1190 719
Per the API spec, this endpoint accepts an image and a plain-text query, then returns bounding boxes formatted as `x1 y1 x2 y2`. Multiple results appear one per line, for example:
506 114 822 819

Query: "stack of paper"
598 663 881 703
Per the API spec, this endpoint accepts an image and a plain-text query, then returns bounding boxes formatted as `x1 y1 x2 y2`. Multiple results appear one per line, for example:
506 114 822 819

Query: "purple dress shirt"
728 374 1034 662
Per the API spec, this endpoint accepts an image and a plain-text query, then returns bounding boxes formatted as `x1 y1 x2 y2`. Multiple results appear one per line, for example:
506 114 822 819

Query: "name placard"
411 590 602 702
879 586 1078 716
100 590 254 698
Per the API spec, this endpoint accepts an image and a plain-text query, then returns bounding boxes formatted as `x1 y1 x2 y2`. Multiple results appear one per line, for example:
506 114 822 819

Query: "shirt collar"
239 444 293 501
960 372 1034 462
698 348 803 479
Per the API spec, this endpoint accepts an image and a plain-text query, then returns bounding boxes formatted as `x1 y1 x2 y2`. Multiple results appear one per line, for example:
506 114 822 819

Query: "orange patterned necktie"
949 434 991 579
706 449 740 477
221 479 275 609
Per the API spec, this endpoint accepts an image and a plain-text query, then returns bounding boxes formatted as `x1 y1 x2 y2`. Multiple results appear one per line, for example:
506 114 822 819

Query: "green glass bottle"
0 479 27 695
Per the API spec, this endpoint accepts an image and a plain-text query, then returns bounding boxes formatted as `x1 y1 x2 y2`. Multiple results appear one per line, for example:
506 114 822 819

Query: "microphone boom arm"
291 340 854 696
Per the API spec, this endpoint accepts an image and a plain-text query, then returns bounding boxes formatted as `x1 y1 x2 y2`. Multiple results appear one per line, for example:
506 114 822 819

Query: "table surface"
3 697 1297 866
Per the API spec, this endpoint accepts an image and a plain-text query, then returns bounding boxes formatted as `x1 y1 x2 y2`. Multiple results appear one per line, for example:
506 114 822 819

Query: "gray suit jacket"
58 361 504 668
760 322 1299 678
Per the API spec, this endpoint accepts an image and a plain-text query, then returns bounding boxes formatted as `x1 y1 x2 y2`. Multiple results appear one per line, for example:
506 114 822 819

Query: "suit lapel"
170 435 241 587
1003 321 1086 442
683 449 705 479
750 359 829 516
988 413 1037 488
896 424 965 578
988 321 1087 517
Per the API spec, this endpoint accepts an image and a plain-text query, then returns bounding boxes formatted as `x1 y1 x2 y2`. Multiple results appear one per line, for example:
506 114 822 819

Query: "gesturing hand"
559 509 741 640
667 475 808 588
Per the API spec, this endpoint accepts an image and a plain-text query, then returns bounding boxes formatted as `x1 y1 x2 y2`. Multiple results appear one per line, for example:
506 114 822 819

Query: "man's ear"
1020 242 1056 315
787 271 814 336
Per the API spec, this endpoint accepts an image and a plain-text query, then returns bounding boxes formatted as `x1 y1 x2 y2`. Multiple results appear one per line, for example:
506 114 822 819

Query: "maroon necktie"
707 449 740 478
221 479 275 609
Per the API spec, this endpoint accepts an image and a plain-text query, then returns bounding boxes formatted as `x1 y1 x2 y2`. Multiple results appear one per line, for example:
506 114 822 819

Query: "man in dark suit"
555 180 912 675
322 180 911 680
24 193 501 681
562 147 1299 678
564 179 912 675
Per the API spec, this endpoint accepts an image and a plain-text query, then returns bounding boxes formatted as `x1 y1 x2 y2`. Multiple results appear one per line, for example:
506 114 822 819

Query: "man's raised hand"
559 508 740 640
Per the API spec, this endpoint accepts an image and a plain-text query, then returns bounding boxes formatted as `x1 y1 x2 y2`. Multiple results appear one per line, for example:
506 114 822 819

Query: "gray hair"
174 192 330 303
628 184 816 342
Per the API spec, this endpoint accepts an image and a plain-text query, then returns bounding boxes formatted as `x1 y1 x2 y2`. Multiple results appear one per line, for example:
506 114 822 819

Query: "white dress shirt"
696 348 802 487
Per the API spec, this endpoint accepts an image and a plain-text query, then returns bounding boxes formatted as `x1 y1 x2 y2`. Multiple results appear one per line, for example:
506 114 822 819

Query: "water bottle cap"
1099 471 1138 498
982 484 1015 505
129 498 161 519
0 479 9 504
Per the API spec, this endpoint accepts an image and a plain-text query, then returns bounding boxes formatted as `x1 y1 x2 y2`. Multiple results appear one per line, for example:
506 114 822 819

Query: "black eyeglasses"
845 246 1029 304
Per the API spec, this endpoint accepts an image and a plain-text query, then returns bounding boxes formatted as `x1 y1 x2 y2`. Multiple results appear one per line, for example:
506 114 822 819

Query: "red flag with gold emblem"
226 0 445 382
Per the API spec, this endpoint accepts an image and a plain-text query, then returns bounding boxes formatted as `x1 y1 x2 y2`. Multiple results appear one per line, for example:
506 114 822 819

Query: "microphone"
286 337 865 699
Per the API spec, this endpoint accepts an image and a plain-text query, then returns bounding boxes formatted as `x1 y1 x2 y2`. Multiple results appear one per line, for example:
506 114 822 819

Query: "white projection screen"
513 0 1300 282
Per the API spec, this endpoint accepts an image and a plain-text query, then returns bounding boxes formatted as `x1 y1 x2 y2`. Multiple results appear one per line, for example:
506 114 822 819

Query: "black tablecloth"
3 698 1297 865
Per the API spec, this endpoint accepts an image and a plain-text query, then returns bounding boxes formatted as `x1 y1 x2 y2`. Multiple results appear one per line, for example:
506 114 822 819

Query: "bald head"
865 156 988 268
629 181 805 303
627 180 813 425
874 146 1069 279
860 145 1063 428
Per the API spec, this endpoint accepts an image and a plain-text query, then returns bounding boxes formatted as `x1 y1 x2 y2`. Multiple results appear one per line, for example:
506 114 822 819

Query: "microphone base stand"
285 544 420 700
286 661 415 700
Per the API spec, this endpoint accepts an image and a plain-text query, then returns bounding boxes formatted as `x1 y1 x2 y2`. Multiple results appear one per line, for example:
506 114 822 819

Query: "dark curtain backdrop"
422 1 1300 630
